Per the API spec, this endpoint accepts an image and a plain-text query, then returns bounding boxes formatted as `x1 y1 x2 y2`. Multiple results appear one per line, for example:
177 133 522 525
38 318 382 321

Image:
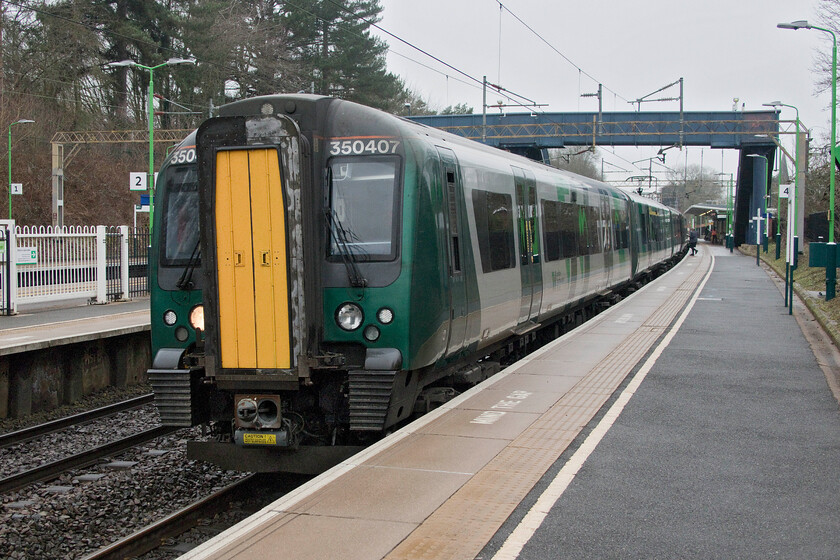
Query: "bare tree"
814 0 840 96
547 147 601 180
660 165 728 212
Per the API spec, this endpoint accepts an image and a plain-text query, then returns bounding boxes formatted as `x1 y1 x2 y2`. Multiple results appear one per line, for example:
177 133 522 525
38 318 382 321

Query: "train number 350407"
329 139 401 156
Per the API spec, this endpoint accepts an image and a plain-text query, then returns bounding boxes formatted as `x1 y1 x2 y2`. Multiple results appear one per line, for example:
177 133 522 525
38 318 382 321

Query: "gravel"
0 410 248 559
0 384 153 435
0 404 161 478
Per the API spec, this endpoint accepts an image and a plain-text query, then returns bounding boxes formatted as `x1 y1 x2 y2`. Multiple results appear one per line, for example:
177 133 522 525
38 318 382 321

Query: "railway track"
83 472 312 560
81 474 260 560
0 425 178 494
0 393 154 448
0 402 249 559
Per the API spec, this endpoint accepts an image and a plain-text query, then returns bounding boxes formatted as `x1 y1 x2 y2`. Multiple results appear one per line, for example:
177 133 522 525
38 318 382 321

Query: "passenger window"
541 200 561 262
473 189 515 273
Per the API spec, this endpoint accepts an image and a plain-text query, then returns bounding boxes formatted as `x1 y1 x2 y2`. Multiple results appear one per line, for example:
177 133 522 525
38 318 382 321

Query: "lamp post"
763 101 801 309
8 119 34 220
717 172 735 252
778 20 836 299
728 173 734 253
105 57 195 230
747 153 769 265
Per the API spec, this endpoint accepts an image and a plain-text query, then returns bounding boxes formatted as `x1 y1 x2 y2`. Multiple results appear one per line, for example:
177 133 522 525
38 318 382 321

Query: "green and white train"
148 94 686 472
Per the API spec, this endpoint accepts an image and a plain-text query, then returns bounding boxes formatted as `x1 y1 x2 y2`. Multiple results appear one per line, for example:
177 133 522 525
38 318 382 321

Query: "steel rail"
0 394 155 449
0 425 178 494
79 474 259 560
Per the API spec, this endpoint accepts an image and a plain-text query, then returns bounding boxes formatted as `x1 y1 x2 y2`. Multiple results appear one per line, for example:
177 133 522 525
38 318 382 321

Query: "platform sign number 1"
130 172 147 191
10 183 22 195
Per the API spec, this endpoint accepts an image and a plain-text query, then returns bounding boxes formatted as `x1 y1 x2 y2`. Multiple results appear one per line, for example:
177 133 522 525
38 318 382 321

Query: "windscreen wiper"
325 208 367 288
176 239 201 290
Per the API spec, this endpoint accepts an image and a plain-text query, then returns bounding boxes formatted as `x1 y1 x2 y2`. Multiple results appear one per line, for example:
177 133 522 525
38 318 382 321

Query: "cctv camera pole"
482 76 487 142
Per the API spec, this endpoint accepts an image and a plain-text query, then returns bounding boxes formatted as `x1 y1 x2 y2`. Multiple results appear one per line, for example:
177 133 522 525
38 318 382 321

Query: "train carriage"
148 94 686 472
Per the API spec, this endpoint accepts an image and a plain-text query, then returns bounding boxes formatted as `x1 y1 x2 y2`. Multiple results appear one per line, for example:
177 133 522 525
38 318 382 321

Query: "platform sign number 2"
130 172 147 191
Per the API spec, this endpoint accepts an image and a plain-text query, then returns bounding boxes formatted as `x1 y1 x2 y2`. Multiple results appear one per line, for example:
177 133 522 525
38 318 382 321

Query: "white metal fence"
0 221 149 315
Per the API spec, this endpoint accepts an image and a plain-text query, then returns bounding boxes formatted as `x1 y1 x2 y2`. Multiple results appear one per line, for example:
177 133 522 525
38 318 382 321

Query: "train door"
513 166 542 326
639 205 650 271
214 147 293 369
437 147 467 355
629 200 640 277
600 191 613 287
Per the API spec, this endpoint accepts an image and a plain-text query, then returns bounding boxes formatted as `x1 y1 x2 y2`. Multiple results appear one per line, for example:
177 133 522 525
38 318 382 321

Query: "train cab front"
168 97 413 473
184 109 321 471
146 132 208 428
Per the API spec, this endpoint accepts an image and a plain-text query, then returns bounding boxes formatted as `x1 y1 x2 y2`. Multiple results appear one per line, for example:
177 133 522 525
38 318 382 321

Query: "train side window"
541 199 561 262
560 201 578 258
472 189 514 273
612 209 622 251
619 207 630 249
445 169 461 273
587 206 601 254
577 205 589 255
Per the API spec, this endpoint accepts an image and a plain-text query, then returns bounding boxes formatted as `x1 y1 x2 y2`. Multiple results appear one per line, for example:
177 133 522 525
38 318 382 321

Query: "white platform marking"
471 411 506 424
491 391 532 410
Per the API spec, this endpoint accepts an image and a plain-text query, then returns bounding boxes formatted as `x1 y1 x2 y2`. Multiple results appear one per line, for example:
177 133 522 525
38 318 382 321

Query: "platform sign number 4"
780 184 791 199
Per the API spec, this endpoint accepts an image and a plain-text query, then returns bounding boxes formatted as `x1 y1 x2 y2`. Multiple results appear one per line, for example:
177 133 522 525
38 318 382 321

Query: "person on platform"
688 230 698 255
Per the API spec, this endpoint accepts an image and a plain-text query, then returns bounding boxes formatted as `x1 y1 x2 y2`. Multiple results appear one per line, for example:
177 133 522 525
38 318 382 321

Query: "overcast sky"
376 0 828 186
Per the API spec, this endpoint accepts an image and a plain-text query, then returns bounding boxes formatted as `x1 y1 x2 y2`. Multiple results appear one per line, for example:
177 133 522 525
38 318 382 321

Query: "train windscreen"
160 165 200 266
328 157 400 261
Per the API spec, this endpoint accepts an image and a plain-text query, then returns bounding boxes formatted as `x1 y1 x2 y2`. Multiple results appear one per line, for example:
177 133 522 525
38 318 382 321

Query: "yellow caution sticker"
243 432 277 445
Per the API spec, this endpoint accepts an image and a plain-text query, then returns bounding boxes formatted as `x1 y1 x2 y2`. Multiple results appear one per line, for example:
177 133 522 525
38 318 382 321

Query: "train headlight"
376 308 394 324
175 327 189 342
336 303 363 331
163 310 177 326
236 398 258 424
363 325 380 342
257 399 279 426
189 305 205 331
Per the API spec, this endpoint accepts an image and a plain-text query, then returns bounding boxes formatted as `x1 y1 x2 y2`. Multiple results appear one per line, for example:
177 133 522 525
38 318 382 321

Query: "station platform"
176 243 840 560
0 297 150 355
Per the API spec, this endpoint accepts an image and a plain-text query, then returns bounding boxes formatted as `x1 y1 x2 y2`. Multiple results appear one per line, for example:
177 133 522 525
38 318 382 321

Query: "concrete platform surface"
0 297 150 355
175 243 840 560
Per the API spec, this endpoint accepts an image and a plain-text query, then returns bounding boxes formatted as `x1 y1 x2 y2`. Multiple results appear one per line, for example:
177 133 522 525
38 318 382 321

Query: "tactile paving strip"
385 253 710 560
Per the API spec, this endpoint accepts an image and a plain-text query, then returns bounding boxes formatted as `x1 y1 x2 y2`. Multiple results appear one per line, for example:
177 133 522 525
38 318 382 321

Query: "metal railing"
0 223 149 315
128 227 150 297
0 227 10 315
17 225 100 304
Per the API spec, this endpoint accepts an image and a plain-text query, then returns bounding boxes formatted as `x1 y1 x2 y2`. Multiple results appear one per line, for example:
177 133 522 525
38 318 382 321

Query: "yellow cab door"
214 147 292 370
